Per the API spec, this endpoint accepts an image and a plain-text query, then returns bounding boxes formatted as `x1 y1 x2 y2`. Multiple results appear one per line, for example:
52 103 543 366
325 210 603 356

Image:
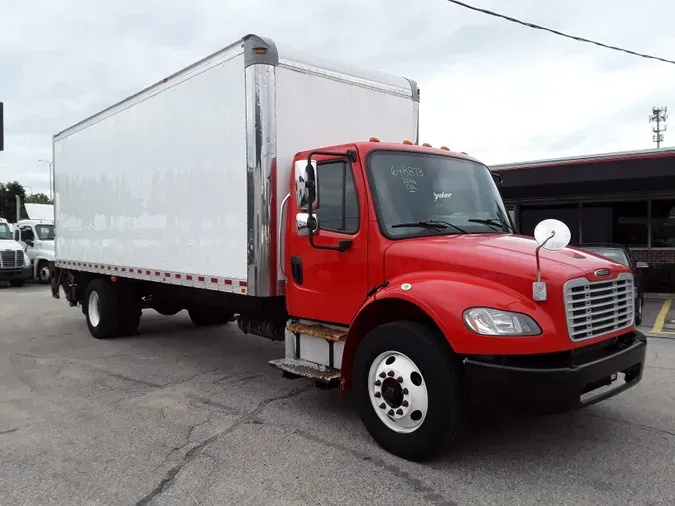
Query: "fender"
341 270 566 391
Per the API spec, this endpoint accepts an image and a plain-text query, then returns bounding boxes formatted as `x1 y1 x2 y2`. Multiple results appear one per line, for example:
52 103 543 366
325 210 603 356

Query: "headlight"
463 307 541 336
24 254 30 267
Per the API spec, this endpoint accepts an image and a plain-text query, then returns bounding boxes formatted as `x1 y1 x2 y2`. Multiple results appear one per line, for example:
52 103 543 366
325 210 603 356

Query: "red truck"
50 34 647 461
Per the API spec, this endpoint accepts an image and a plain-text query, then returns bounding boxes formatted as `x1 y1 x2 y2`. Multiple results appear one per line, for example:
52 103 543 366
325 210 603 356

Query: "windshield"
367 151 512 238
35 224 55 240
0 224 12 240
582 247 629 267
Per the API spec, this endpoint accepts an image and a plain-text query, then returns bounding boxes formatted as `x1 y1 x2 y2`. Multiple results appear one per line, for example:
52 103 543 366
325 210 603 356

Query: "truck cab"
15 219 55 282
278 140 646 460
0 218 32 286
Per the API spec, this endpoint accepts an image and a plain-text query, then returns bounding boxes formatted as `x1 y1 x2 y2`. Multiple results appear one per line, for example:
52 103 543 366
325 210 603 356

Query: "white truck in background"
15 203 55 282
0 217 32 286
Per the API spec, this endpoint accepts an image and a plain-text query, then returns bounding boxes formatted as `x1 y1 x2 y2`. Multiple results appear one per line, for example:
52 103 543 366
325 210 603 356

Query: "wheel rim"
39 265 50 281
367 351 428 434
88 291 101 327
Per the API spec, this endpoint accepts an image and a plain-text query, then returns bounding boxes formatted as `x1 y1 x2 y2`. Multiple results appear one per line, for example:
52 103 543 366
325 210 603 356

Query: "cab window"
317 161 359 234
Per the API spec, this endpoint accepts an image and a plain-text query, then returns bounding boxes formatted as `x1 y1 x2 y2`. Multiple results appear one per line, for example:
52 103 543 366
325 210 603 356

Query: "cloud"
1 0 674 195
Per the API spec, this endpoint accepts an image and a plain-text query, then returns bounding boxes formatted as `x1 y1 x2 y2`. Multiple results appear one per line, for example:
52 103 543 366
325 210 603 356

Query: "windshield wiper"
468 217 516 233
391 220 468 234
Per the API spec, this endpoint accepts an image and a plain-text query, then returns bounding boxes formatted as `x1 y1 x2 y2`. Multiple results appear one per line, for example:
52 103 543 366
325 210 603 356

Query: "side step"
269 358 340 387
286 321 347 342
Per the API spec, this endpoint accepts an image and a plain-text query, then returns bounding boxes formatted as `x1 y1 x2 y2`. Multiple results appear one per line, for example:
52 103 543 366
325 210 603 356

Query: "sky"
1 0 675 196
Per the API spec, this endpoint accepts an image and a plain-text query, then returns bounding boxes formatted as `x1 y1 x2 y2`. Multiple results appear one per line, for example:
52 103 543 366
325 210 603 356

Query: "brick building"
492 147 675 293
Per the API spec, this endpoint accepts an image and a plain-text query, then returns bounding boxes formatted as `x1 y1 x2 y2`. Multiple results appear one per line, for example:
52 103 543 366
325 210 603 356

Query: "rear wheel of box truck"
352 321 466 461
85 279 121 339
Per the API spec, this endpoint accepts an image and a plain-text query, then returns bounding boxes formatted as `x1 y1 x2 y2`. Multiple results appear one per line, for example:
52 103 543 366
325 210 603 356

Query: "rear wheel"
188 309 234 326
85 278 120 339
353 321 466 461
117 284 142 336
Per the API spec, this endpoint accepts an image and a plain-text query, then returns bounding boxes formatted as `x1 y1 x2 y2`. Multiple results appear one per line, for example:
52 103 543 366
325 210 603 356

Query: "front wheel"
353 321 466 461
38 261 51 283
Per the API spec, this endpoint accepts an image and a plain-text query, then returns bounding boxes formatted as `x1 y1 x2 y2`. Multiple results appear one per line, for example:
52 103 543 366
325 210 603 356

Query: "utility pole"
38 159 53 200
649 106 668 148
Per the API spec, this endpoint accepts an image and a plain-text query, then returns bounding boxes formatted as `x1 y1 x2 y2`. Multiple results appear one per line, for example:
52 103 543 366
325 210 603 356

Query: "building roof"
492 146 675 171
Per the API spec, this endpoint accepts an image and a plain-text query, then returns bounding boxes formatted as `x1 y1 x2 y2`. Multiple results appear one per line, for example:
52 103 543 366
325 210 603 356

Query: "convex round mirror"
534 219 571 251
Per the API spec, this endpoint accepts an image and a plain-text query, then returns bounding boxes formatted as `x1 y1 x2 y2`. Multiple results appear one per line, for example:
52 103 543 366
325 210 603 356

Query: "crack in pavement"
248 418 457 506
135 384 313 506
584 411 675 438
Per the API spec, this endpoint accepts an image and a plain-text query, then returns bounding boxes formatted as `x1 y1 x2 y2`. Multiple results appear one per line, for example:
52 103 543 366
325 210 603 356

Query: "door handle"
290 256 303 285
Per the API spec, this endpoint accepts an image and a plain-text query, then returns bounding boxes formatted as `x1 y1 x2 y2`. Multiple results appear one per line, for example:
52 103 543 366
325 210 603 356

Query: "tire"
9 280 25 287
635 295 643 326
37 261 51 283
84 278 120 339
188 309 234 326
352 321 466 461
117 284 142 336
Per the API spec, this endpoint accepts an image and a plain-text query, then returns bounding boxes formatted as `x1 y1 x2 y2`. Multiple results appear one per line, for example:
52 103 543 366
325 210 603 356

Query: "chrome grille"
564 272 634 342
0 249 24 269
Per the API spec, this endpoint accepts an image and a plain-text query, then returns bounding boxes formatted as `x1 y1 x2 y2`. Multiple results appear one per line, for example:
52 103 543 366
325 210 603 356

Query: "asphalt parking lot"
2 284 675 505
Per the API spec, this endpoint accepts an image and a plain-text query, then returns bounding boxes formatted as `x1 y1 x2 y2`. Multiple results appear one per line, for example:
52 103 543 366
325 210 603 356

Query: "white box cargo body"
53 34 420 297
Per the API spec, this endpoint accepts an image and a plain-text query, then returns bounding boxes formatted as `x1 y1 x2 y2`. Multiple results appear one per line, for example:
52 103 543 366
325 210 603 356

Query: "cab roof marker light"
422 143 432 147
369 137 381 142
440 146 450 151
402 139 413 145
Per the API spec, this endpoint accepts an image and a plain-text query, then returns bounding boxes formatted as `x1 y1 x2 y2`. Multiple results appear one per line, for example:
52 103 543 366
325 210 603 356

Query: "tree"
0 181 27 222
25 193 53 205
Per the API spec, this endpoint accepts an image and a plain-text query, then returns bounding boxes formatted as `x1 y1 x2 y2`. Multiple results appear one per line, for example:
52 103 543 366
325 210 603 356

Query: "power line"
445 0 675 66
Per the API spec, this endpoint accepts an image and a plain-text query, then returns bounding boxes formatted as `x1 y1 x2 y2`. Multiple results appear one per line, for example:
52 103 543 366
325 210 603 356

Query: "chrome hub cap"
368 351 428 434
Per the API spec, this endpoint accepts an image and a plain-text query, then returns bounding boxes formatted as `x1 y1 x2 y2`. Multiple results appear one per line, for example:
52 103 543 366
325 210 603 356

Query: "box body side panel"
54 53 248 282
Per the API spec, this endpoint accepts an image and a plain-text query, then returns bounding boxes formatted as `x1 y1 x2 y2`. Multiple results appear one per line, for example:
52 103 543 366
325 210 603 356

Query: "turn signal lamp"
402 139 413 145
369 137 381 142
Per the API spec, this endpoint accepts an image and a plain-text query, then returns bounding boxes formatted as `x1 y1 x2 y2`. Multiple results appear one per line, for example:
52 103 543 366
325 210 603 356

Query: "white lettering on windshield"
434 192 452 201
391 165 424 192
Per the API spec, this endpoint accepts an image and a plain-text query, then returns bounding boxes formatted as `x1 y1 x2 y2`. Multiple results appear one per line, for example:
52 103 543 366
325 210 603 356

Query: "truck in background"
0 217 32 286
15 203 55 282
50 34 647 461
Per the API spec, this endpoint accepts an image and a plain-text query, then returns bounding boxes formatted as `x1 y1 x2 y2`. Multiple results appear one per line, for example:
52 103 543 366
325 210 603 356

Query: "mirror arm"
535 232 555 283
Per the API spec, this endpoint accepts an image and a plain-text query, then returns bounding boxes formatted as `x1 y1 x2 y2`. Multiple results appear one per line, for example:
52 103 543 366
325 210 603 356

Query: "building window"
651 199 675 248
581 201 648 246
317 161 359 234
520 205 580 244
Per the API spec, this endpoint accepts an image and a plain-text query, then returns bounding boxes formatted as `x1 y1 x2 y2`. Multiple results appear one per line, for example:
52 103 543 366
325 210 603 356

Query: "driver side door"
285 157 369 325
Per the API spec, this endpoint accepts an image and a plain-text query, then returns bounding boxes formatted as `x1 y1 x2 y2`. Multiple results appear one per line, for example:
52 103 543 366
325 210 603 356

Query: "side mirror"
491 172 503 186
534 219 571 251
636 261 649 269
296 212 319 237
531 219 571 303
294 159 318 211
25 239 34 248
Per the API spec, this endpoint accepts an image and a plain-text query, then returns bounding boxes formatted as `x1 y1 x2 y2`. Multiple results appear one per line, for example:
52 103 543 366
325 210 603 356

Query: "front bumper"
464 330 647 413
0 266 32 281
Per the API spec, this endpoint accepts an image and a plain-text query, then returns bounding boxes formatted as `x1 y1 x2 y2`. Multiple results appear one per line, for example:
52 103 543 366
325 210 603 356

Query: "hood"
384 234 630 289
0 239 23 251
